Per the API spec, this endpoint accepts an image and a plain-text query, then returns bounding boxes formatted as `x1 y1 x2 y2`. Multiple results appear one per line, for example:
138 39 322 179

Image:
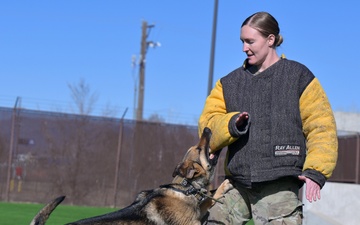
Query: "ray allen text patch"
274 144 301 156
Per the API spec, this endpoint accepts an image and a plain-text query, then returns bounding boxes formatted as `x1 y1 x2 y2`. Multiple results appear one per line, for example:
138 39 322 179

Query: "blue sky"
1 0 359 125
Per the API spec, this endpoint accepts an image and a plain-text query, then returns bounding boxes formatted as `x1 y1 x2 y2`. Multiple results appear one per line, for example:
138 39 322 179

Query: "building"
303 111 360 225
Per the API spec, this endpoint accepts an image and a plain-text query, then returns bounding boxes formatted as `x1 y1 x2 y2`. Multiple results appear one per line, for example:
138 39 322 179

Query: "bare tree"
39 76 117 204
68 78 99 115
102 102 119 118
148 113 165 123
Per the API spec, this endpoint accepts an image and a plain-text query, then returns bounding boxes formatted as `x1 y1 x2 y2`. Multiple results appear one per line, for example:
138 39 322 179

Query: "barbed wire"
0 95 199 126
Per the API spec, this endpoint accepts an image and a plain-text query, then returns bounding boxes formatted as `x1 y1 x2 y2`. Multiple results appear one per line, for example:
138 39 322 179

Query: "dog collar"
180 178 206 202
180 178 224 205
160 178 224 205
160 178 207 203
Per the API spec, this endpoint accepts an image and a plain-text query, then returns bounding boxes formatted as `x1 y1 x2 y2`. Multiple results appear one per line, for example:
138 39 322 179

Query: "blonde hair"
242 12 283 47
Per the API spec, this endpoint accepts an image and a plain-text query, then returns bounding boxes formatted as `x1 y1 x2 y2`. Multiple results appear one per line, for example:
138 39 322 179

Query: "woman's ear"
268 34 275 47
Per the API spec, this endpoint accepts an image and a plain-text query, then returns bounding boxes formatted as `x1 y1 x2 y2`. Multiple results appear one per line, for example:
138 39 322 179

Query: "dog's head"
172 127 221 188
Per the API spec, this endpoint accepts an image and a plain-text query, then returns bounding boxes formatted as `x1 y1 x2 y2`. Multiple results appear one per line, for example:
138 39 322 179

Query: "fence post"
356 133 359 184
5 97 21 202
112 108 128 208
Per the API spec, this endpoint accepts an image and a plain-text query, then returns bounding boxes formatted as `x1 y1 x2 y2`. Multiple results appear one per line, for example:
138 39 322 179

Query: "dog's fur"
30 127 232 225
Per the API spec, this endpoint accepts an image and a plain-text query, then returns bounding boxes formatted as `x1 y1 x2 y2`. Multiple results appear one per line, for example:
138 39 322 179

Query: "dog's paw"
212 179 234 201
220 179 233 193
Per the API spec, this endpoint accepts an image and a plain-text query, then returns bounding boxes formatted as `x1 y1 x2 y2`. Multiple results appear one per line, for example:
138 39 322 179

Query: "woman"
199 12 338 225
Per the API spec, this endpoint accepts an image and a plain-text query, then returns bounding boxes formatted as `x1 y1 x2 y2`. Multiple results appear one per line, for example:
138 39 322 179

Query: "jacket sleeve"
198 80 247 153
300 78 338 187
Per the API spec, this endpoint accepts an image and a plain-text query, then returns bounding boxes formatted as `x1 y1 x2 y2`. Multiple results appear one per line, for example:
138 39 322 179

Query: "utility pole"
131 55 137 120
208 0 220 188
136 21 159 121
207 0 219 96
136 21 148 121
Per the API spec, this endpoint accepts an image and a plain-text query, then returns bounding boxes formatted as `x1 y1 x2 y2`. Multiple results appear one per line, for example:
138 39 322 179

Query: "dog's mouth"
199 127 221 169
172 127 219 180
208 149 222 167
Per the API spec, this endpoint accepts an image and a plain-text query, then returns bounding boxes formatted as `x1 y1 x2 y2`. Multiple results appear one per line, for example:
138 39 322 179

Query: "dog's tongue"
209 149 222 166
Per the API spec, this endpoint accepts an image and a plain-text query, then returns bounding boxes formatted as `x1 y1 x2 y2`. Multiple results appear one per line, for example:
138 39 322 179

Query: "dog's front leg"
212 179 233 200
199 179 233 218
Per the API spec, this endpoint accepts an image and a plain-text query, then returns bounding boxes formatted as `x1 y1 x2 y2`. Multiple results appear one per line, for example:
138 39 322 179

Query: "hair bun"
276 34 283 47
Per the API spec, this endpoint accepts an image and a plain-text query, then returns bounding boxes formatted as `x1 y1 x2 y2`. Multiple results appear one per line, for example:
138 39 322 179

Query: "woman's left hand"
298 175 321 203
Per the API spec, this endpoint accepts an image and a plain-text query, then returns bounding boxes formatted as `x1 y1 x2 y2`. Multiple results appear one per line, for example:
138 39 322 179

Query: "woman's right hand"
235 112 249 129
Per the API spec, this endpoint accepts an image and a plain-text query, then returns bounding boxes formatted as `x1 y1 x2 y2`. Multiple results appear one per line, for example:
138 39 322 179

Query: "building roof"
334 111 360 133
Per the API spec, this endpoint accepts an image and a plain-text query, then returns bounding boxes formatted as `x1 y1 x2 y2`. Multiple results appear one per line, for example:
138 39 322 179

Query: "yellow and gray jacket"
198 58 338 188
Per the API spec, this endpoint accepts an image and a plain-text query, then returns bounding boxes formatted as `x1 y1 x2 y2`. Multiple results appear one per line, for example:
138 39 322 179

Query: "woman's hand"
235 112 249 129
298 175 321 203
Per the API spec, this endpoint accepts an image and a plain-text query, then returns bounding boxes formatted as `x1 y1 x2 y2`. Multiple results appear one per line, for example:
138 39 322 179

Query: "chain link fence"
0 107 357 208
0 107 228 207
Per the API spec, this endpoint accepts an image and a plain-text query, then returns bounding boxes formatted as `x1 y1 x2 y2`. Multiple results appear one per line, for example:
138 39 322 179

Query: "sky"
1 0 360 125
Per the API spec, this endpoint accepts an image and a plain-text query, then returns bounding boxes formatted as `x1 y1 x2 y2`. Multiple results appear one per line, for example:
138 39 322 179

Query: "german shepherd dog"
30 127 232 225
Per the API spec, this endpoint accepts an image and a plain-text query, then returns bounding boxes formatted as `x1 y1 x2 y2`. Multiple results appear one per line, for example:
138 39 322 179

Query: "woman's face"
240 25 272 66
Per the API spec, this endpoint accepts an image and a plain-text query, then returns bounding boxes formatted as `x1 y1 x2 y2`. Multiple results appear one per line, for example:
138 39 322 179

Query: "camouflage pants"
202 178 303 225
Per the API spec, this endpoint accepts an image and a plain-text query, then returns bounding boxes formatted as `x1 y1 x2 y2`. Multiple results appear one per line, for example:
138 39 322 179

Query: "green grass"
247 219 254 225
0 201 117 225
0 201 254 225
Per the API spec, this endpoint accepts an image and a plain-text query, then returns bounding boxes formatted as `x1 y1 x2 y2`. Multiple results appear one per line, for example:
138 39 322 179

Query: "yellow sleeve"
300 78 338 179
198 80 240 152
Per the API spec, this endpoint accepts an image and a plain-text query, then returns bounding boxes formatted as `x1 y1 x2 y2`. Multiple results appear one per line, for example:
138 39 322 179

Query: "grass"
0 201 117 225
0 201 254 225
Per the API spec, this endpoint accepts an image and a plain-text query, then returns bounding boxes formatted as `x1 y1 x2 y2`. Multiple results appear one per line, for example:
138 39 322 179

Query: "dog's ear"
172 161 197 179
172 163 182 177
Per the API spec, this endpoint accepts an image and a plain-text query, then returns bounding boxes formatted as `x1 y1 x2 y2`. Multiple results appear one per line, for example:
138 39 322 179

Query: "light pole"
207 0 219 96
